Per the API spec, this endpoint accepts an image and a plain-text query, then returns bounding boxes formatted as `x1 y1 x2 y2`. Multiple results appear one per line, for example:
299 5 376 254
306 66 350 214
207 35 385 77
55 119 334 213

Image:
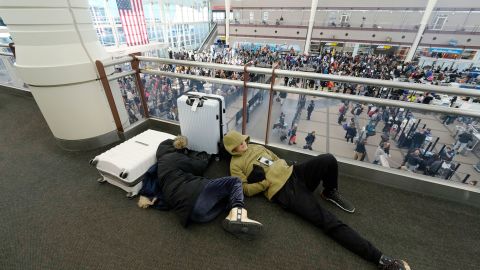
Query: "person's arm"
230 162 270 197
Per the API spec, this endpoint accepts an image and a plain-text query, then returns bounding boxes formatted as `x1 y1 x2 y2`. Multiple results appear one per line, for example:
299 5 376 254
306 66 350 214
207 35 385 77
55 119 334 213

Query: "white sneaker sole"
323 197 356 213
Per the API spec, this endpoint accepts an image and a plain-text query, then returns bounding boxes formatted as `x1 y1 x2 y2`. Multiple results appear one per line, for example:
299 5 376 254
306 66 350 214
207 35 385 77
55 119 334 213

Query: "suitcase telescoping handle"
186 95 207 109
185 94 225 141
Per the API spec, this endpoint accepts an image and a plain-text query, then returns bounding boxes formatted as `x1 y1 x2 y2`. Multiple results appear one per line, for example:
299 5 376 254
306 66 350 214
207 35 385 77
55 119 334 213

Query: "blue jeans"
190 177 244 223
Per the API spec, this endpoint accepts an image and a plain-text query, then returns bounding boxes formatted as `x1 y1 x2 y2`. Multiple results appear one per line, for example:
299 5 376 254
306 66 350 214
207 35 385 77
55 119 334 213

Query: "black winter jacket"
156 139 210 227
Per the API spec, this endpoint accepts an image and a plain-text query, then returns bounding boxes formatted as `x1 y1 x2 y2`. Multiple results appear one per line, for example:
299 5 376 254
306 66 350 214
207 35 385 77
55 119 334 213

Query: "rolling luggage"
90 130 175 198
177 92 227 155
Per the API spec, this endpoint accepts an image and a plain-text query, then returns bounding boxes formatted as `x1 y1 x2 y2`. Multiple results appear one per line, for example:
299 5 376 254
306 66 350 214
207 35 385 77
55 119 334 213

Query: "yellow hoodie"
223 130 293 200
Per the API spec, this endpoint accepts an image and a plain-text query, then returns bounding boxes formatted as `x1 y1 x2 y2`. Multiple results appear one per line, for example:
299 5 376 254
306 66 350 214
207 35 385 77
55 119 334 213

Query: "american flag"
116 0 149 46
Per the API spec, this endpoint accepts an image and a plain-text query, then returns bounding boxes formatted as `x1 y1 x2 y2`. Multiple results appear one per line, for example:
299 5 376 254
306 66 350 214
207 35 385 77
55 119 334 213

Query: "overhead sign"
325 42 338 46
377 45 392 50
429 48 463 54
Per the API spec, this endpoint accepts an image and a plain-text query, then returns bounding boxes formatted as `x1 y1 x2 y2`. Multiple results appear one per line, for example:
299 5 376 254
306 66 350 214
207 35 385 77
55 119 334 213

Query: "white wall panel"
0 8 73 24
0 0 69 8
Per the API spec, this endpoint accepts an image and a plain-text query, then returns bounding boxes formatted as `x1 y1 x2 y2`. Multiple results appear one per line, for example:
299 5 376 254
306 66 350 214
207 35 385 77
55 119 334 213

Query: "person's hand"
264 180 272 187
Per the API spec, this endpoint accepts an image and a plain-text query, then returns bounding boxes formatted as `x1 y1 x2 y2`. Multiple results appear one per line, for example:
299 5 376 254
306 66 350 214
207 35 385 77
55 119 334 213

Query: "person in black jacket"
155 136 263 239
306 100 315 120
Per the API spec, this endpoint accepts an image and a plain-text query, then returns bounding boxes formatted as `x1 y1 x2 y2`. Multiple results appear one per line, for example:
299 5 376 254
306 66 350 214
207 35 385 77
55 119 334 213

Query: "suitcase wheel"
126 192 136 199
97 177 106 183
89 158 98 166
119 171 128 179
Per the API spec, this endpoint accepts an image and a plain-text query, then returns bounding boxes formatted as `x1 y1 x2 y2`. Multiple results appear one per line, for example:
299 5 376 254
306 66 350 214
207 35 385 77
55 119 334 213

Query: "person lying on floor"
223 130 411 270
137 135 262 240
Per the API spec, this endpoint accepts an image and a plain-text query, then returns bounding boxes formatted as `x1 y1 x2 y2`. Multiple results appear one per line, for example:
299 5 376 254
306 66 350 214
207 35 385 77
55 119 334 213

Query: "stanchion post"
8 42 15 58
265 62 280 145
242 61 253 134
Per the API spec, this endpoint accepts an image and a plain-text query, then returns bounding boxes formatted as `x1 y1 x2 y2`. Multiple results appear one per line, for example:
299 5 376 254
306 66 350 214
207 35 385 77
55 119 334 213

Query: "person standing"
307 100 315 120
303 131 316 150
410 129 426 149
338 103 347 124
454 130 474 154
345 123 357 143
373 142 389 165
354 138 367 161
288 124 298 145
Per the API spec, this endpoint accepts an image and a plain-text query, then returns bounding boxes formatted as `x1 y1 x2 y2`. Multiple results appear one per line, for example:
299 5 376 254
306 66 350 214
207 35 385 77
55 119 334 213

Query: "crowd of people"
336 101 477 183
118 44 478 185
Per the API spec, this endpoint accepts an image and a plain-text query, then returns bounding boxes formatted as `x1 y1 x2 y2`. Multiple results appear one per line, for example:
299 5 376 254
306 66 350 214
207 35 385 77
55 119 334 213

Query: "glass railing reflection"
113 74 145 125
260 83 479 186
0 54 29 90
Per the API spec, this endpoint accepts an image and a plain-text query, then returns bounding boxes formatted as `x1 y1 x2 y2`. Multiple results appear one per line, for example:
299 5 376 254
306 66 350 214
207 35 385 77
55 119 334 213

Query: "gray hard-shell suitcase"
177 92 227 155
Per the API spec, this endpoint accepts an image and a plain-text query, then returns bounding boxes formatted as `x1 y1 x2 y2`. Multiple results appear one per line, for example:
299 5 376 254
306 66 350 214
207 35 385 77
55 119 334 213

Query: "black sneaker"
378 255 411 270
321 190 355 213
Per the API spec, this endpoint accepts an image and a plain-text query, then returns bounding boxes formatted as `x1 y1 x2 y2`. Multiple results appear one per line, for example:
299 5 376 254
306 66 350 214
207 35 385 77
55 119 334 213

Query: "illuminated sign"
377 45 392 50
429 48 463 54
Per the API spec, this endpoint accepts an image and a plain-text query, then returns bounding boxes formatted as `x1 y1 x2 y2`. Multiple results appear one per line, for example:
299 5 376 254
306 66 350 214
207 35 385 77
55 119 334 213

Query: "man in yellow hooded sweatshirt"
223 130 410 270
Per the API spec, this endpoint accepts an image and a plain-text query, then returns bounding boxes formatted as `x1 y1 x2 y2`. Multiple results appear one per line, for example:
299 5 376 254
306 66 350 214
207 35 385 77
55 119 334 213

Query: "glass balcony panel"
0 54 29 91
111 72 145 126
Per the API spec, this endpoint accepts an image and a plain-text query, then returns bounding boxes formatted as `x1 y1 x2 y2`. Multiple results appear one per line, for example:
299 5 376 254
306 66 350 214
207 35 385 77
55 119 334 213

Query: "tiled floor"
224 83 479 185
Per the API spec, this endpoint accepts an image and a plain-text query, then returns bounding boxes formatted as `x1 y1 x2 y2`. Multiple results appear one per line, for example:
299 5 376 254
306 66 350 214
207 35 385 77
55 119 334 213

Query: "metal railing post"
462 174 470 183
431 137 440 152
265 62 280 145
448 163 461 180
242 61 253 134
130 53 150 118
437 144 446 156
422 142 432 158
8 43 15 58
94 60 124 133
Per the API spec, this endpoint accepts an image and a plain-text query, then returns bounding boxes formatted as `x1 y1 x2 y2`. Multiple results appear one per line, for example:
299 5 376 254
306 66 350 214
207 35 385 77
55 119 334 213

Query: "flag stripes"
116 0 149 46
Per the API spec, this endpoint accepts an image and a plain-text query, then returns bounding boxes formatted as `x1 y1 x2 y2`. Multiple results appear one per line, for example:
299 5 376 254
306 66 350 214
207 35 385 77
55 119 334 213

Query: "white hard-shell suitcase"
177 92 227 155
90 130 175 198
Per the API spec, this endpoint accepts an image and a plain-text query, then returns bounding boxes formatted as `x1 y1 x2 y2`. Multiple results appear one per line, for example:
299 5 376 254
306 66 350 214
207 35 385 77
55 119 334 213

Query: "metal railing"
0 43 15 57
96 56 480 133
94 56 480 188
92 54 480 193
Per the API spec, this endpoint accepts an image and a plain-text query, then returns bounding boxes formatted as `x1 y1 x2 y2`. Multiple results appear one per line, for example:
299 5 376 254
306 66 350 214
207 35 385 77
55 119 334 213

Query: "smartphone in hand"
257 156 273 166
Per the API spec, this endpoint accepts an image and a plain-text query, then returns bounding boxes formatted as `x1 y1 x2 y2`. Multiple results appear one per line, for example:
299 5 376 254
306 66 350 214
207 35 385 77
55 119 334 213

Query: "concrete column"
304 0 319 54
225 0 230 46
0 0 129 150
405 0 438 62
472 50 480 63
352 43 360 57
